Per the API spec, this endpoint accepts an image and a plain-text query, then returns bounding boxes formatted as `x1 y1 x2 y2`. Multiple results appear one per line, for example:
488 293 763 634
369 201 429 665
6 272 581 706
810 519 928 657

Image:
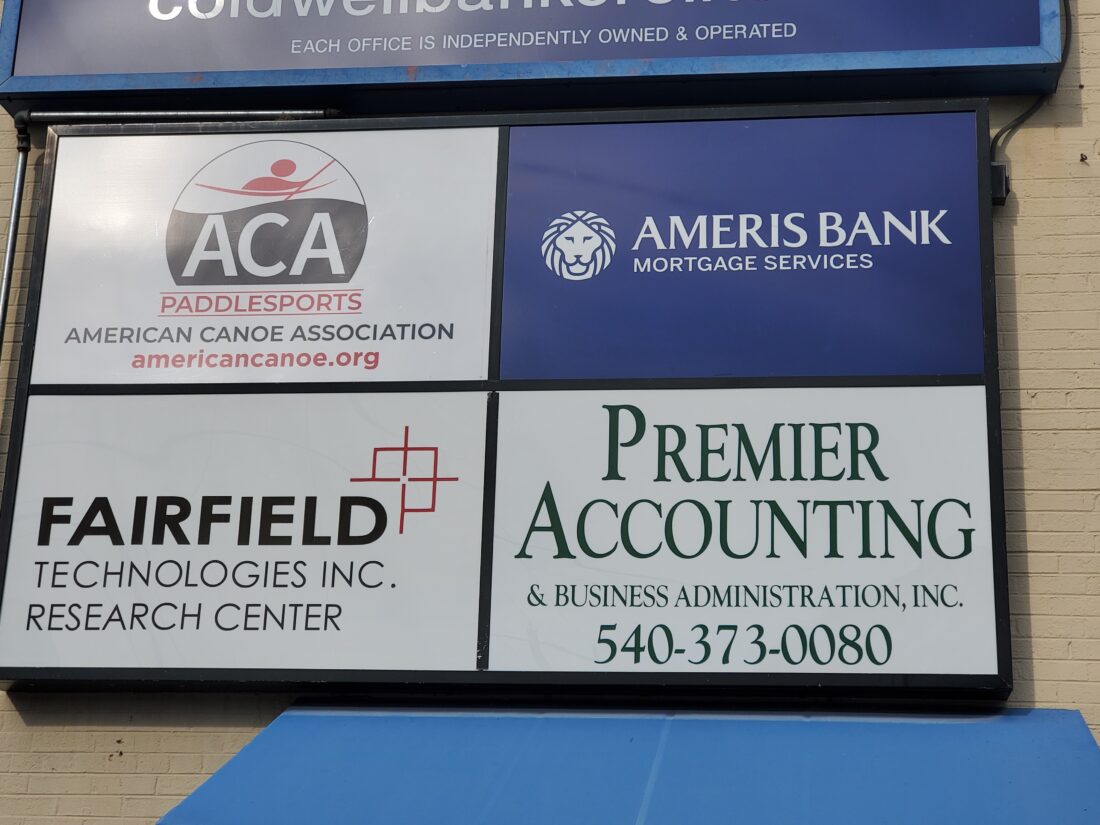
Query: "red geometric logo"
350 427 460 534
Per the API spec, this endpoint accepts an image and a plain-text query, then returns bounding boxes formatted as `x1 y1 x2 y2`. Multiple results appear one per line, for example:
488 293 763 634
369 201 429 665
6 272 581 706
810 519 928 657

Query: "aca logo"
166 140 368 286
542 210 616 281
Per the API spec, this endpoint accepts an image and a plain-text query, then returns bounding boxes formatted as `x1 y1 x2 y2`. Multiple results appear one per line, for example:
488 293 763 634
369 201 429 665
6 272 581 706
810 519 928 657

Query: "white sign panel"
0 393 487 670
31 129 499 384
490 387 997 676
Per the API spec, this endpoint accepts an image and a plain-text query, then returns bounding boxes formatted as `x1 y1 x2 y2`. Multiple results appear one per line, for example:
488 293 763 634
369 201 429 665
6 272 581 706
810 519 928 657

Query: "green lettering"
577 499 619 558
764 500 810 559
850 423 888 480
880 499 924 559
516 482 574 559
697 424 730 481
655 424 692 482
665 499 712 559
812 423 844 481
603 404 646 481
621 499 663 558
812 500 855 558
734 423 784 481
929 498 974 559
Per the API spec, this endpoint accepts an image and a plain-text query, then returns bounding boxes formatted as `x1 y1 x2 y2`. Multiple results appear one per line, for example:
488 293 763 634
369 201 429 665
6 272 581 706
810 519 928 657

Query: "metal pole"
0 111 30 368
28 110 332 123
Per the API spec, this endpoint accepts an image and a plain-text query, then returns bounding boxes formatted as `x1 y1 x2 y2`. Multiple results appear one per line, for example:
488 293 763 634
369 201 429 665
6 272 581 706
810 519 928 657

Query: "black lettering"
338 497 387 544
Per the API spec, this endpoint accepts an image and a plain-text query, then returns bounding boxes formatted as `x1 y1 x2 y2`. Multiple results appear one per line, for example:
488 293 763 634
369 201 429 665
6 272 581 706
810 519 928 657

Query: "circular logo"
542 210 616 281
167 140 368 286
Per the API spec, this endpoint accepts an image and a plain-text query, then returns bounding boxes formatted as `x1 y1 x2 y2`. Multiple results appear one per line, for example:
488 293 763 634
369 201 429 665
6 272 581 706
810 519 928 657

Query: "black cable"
990 0 1072 161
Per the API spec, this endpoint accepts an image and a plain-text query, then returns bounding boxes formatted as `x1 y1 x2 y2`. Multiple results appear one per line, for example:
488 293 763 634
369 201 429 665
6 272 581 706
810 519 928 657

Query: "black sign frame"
0 100 1010 701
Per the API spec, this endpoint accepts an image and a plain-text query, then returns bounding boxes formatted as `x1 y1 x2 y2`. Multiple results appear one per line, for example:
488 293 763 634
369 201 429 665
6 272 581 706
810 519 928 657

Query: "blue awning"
160 708 1100 825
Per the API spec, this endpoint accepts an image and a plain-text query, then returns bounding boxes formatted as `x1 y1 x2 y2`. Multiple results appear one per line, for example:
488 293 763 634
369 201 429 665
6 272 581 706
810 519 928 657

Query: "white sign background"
31 129 499 385
490 387 997 676
0 393 487 670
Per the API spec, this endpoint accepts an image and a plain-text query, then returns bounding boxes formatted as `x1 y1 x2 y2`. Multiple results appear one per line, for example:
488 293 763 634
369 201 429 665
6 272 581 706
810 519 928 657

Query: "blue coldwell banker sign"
501 112 985 380
0 0 1061 101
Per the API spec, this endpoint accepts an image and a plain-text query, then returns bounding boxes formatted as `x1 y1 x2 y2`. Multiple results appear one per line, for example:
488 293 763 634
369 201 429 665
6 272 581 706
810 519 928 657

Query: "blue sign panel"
0 0 1061 97
500 112 985 380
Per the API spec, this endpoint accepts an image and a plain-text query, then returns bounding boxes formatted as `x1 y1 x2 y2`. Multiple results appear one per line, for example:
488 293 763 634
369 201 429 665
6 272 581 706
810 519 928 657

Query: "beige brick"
1069 638 1100 659
87 775 157 796
0 795 58 817
1027 638 1073 659
120 795 178 819
1011 532 1094 552
1022 659 1093 681
55 796 123 819
155 774 205 797
1014 614 1100 639
1020 595 1100 617
0 773 27 794
31 732 97 753
1061 554 1100 573
1007 553 1060 574
165 754 206 774
1012 574 1091 595
1054 681 1100 705
200 753 236 774
0 731 36 751
26 775 95 796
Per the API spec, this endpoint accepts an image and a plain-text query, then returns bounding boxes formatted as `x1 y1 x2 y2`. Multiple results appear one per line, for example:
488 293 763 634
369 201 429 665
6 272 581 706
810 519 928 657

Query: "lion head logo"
542 210 616 281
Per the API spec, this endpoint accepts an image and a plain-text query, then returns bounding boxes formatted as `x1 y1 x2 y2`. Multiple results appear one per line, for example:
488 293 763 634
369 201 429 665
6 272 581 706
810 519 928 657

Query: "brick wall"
0 693 288 823
0 3 1098 823
993 0 1100 726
